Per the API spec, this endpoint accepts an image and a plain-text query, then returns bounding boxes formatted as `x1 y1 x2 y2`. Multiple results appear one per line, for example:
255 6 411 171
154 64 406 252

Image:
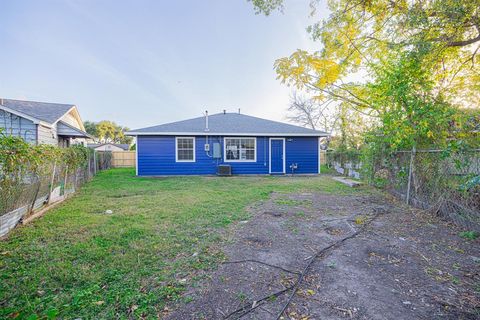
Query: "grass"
0 168 367 319
274 198 313 207
320 164 336 174
459 231 479 240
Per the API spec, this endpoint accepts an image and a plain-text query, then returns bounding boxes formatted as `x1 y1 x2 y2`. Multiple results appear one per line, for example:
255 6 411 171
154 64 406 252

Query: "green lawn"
0 168 364 319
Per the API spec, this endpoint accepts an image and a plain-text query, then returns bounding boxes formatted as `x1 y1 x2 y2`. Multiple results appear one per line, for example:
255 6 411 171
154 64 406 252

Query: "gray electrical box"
212 142 221 158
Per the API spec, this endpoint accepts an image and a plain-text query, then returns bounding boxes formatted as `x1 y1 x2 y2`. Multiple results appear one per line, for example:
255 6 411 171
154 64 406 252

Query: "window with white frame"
225 138 256 161
176 137 195 162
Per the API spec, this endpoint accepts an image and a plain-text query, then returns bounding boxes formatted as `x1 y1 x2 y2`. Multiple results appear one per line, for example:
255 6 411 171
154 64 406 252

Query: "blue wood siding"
285 137 319 174
0 110 37 143
137 135 318 175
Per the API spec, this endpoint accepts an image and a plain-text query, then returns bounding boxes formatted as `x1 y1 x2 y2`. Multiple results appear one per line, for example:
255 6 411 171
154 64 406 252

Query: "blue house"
127 112 328 176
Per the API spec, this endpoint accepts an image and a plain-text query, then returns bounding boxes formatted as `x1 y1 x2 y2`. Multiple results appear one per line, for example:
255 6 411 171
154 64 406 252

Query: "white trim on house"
318 137 321 174
135 136 139 175
175 137 196 162
223 137 257 163
52 106 86 131
269 138 286 174
127 131 329 137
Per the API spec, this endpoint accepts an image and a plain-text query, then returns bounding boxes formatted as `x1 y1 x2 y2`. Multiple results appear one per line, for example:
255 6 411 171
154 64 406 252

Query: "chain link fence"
327 149 480 231
0 150 112 237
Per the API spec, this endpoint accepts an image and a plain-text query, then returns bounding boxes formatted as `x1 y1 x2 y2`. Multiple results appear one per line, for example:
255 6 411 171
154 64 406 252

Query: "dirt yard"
167 191 480 319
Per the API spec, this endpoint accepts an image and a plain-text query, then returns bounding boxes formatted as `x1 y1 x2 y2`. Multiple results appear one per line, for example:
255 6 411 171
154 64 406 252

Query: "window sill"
224 160 257 163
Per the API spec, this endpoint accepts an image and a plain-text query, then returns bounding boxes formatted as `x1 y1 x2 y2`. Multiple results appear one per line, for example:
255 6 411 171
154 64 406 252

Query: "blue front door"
270 139 284 173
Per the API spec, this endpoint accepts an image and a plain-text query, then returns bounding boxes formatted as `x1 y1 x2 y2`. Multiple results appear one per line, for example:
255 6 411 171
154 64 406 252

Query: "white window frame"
223 137 257 162
175 137 196 162
318 137 321 174
269 138 286 174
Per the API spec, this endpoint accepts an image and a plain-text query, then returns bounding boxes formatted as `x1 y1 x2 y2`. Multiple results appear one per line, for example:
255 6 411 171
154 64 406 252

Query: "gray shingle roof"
0 98 74 124
128 113 328 136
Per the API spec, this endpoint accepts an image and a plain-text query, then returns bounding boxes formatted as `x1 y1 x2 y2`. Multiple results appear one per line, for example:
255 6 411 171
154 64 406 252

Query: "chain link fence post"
406 146 416 205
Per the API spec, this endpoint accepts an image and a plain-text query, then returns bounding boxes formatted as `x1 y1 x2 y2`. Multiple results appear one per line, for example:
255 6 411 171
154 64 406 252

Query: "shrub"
0 129 90 214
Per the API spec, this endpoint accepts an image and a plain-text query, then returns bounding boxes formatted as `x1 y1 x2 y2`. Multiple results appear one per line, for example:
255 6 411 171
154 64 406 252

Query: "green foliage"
0 130 90 212
83 120 98 137
62 144 90 169
251 0 480 153
84 120 132 144
0 129 33 176
459 231 479 240
248 0 283 15
367 51 457 151
327 149 361 166
0 130 89 176
262 0 480 107
459 176 480 191
320 164 335 174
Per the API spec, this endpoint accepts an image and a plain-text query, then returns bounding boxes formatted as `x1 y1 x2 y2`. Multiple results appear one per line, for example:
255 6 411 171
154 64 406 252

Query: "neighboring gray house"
87 143 130 151
0 98 90 146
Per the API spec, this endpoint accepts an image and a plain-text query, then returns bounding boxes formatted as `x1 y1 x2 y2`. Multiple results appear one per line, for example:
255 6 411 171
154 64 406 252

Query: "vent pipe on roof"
223 109 226 114
0 98 3 106
238 108 241 114
204 110 209 132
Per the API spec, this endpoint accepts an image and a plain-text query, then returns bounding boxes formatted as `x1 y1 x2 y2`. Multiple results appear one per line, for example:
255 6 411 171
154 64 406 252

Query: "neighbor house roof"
87 143 130 151
57 121 92 138
0 98 75 125
127 112 329 137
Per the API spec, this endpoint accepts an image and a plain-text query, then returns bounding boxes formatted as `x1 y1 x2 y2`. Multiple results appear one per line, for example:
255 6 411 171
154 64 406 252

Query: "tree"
368 50 457 150
84 121 98 138
247 0 283 16
250 0 480 149
85 120 132 144
288 93 370 149
287 92 335 131
96 121 117 143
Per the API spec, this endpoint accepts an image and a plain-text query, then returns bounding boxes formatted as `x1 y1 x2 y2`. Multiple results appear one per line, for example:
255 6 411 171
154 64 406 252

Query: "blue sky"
0 0 328 129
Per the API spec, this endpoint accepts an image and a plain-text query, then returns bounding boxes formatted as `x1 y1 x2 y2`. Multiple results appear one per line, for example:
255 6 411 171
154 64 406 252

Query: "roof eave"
126 131 330 137
0 104 53 128
57 121 93 139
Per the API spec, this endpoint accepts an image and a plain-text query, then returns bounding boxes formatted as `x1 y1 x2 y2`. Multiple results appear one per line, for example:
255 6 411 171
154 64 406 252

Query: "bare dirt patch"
167 192 480 320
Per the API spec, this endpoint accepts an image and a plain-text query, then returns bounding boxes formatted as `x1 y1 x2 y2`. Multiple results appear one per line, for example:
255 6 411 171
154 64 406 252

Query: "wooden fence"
111 151 136 168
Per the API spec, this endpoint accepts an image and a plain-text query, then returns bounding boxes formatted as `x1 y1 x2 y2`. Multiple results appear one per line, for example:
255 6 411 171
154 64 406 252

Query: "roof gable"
128 113 328 136
0 98 75 125
87 143 130 150
57 121 91 138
